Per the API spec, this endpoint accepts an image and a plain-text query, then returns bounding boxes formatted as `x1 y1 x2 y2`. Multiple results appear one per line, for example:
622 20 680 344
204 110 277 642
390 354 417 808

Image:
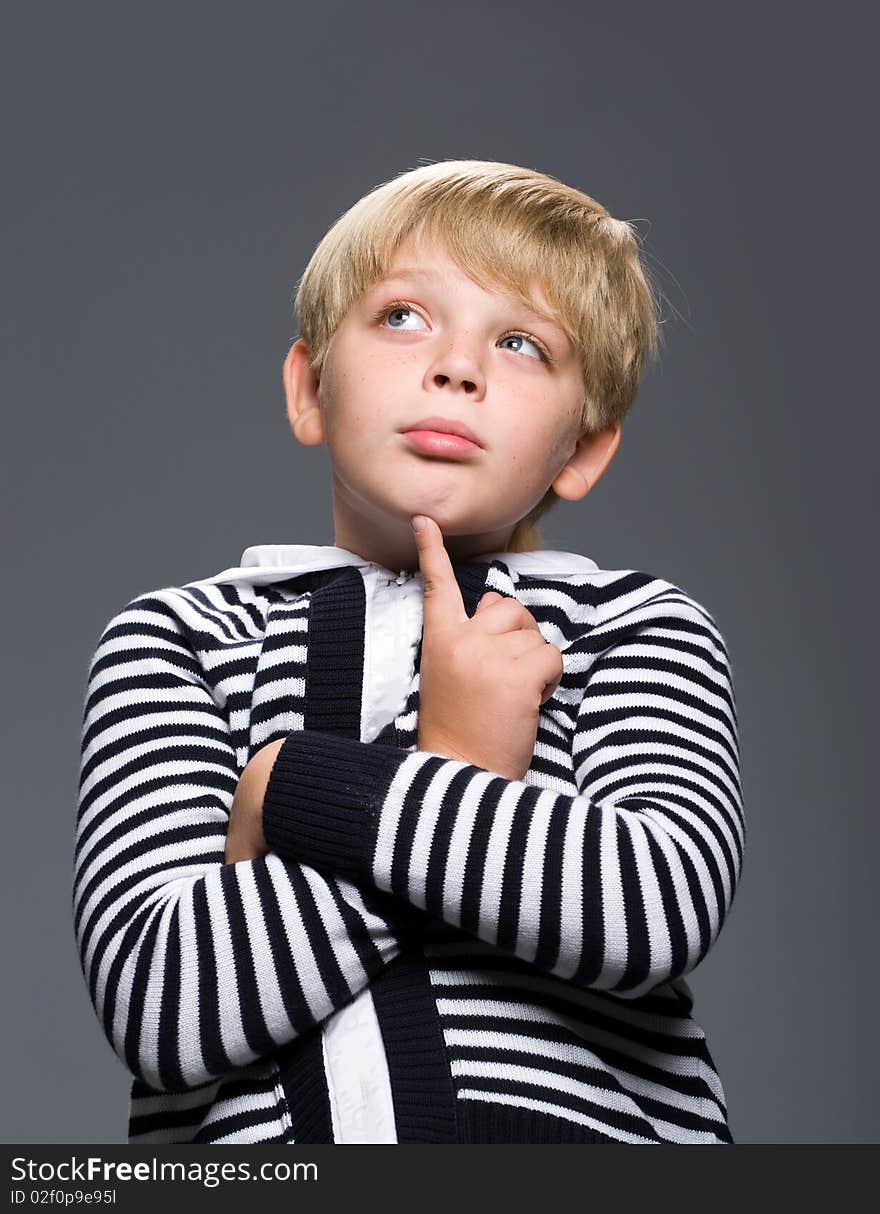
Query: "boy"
74 159 744 1144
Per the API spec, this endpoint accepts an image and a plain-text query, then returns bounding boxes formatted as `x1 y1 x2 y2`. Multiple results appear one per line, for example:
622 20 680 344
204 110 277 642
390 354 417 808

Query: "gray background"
2 1 876 1144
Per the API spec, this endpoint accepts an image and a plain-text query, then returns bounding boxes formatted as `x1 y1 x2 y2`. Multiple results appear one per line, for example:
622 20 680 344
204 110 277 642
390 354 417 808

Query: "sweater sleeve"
73 594 421 1094
261 589 745 1000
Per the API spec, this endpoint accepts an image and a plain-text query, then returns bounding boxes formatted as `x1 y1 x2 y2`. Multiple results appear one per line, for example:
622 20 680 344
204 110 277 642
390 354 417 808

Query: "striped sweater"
73 542 744 1144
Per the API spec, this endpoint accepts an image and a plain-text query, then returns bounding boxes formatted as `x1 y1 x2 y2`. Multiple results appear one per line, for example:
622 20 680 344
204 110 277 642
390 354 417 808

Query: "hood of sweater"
196 542 600 590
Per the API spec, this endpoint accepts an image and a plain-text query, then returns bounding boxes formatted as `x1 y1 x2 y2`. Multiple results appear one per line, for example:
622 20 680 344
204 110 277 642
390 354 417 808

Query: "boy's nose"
432 371 479 394
426 342 487 399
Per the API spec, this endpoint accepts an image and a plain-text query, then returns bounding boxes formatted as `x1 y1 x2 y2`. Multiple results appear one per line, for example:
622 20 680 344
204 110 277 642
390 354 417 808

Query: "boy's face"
284 232 620 570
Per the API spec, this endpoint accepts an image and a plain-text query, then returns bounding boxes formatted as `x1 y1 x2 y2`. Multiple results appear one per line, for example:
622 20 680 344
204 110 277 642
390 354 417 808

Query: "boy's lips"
401 416 483 447
400 429 482 458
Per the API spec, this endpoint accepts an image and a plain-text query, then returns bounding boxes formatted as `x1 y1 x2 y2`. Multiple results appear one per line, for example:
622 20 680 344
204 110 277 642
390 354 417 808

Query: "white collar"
193 542 598 589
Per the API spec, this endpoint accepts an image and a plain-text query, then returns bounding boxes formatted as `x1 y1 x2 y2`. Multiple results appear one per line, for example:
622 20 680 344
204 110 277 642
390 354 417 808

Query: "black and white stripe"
263 570 743 1001
74 574 417 1137
74 555 744 1143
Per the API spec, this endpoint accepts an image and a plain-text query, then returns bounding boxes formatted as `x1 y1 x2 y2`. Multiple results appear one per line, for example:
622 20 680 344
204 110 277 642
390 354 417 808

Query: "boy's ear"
282 339 324 446
552 422 622 502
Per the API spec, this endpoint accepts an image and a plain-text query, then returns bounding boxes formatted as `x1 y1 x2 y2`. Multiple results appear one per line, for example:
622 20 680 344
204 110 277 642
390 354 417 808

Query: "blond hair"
294 159 662 551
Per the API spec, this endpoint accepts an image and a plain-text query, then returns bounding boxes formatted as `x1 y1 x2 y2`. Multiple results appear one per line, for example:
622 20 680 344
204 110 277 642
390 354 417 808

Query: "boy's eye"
380 303 427 332
376 301 551 364
497 333 545 362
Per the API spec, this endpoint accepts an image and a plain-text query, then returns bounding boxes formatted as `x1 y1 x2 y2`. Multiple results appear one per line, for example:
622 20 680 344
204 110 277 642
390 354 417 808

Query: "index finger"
411 515 468 628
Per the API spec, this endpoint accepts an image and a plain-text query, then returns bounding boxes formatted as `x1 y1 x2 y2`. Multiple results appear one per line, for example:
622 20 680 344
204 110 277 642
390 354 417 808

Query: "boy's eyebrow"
380 267 444 281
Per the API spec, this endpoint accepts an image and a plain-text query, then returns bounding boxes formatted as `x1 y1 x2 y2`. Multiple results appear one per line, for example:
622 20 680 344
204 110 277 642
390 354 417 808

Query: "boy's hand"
224 738 285 864
411 514 563 782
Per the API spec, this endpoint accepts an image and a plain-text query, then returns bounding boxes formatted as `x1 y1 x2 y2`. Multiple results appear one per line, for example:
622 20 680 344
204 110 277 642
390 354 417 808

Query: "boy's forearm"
76 594 417 1095
257 629 743 1002
228 726 473 865
225 736 428 941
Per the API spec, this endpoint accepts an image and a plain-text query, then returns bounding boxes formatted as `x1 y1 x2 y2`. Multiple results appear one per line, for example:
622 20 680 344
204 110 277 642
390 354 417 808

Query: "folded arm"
261 593 745 1000
74 594 421 1093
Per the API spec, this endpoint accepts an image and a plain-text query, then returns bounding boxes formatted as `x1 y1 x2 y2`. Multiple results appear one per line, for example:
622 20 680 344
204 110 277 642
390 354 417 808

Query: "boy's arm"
74 595 421 1095
260 592 745 1000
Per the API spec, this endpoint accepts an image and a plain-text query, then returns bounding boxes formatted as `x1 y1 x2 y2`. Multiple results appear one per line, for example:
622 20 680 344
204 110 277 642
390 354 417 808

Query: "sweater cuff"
261 729 407 878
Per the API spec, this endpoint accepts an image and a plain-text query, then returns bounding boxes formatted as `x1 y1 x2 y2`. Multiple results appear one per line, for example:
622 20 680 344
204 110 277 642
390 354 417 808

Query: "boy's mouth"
400 428 483 458
401 415 483 447
400 416 484 454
